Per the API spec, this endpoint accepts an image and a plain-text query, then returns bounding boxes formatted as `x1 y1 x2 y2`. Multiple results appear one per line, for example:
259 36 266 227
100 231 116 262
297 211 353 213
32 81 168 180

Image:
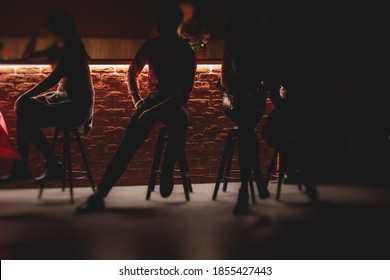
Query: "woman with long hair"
0 9 95 183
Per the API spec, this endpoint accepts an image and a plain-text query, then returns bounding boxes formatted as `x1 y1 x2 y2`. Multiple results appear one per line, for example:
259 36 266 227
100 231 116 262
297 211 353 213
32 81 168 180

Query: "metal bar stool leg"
38 181 44 200
74 129 95 192
212 133 232 200
51 128 59 150
63 132 74 203
179 155 190 201
181 152 193 192
265 150 278 188
222 135 236 192
146 127 166 200
61 132 67 192
276 156 284 201
249 175 256 204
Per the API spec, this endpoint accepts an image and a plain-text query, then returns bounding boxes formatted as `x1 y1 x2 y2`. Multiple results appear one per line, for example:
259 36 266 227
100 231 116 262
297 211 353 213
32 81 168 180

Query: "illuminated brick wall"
0 64 274 188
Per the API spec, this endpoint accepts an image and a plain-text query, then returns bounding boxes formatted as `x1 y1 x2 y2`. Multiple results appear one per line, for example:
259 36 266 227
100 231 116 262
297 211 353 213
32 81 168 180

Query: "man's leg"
159 106 188 197
234 122 269 214
97 111 157 198
237 129 253 185
232 127 252 214
245 129 270 199
76 108 157 214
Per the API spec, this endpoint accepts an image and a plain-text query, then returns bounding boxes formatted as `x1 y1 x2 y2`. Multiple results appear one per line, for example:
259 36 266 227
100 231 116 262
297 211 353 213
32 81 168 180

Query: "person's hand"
14 94 28 112
138 108 156 123
130 92 145 109
279 86 288 99
134 99 145 109
13 90 36 111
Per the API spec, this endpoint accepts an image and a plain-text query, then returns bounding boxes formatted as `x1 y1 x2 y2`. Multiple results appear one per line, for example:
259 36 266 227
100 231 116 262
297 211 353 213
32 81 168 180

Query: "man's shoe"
259 186 270 199
160 172 174 198
254 174 270 199
233 187 249 215
75 195 105 215
0 162 32 183
34 161 65 183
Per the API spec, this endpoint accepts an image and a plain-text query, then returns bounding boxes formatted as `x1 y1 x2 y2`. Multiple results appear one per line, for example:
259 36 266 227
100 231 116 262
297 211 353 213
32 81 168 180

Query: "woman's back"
54 39 94 104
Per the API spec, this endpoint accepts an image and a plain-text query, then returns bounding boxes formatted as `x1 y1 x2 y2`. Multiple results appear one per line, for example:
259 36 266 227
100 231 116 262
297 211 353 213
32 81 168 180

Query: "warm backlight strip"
0 64 221 72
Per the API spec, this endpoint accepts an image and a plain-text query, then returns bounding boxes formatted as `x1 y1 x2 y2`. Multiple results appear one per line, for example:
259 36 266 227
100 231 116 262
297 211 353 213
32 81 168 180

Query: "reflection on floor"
1 182 390 260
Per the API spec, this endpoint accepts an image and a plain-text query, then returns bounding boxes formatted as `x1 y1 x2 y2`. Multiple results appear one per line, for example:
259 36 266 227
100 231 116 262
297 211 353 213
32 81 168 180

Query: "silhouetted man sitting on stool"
76 6 196 214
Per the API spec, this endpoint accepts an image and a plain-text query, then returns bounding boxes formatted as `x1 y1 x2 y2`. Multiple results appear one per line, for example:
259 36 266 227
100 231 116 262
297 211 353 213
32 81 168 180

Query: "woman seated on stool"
0 9 95 184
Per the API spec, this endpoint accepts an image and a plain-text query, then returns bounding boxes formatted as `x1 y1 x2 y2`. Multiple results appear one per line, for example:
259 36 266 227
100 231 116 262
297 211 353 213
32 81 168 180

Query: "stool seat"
146 126 192 201
38 126 95 203
212 127 257 203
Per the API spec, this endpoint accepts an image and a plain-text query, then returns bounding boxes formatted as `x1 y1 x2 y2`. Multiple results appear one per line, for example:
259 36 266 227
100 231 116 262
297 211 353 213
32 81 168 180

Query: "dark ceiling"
1 0 388 40
0 0 229 38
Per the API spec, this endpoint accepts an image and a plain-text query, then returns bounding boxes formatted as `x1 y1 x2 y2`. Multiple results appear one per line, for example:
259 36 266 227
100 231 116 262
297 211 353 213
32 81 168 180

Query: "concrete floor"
1 181 390 260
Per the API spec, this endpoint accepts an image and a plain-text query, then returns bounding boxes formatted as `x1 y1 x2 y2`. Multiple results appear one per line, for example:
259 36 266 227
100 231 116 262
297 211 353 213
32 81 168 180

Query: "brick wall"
0 64 274 188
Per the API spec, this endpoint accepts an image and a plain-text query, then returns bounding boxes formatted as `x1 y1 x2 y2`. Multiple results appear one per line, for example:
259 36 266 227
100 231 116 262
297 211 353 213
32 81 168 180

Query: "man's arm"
220 41 234 90
127 43 148 108
138 49 196 121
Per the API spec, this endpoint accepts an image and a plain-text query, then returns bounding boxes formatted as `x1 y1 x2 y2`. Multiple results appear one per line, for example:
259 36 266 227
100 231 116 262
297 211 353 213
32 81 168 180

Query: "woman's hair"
45 9 79 40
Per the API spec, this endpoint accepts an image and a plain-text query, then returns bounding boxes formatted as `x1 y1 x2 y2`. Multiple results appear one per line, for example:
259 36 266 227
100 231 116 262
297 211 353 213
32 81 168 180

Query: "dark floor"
1 181 390 260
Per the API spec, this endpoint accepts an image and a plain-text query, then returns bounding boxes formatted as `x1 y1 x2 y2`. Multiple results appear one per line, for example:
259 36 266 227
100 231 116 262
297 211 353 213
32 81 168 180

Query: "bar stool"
265 150 304 201
212 126 256 203
146 126 192 201
38 127 96 203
